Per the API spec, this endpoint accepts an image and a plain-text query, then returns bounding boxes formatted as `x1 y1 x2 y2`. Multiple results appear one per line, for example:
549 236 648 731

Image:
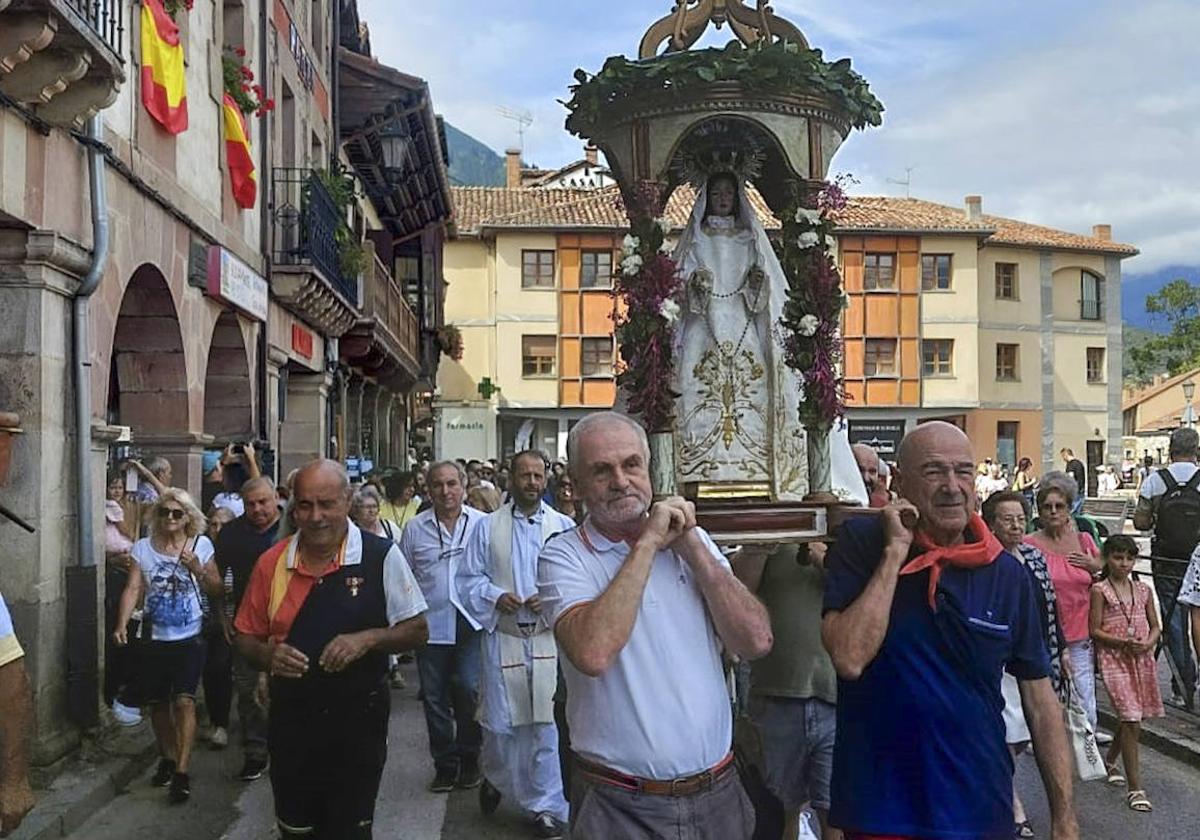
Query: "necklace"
1114 578 1137 640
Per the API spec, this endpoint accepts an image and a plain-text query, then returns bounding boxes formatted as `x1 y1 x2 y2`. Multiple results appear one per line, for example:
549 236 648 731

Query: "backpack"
1152 468 1200 559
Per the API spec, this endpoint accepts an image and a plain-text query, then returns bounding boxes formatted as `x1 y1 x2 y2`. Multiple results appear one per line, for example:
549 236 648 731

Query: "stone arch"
202 310 254 439
107 264 188 433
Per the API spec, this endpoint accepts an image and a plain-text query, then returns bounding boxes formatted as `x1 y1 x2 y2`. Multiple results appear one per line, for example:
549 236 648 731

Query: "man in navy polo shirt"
822 422 1077 840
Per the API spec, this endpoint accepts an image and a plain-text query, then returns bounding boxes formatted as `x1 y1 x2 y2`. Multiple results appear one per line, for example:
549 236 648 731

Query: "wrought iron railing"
363 253 420 363
271 167 359 304
65 0 125 56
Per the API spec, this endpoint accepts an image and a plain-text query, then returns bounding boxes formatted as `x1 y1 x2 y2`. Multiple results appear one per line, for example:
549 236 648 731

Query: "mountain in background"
444 123 505 187
1122 264 1200 331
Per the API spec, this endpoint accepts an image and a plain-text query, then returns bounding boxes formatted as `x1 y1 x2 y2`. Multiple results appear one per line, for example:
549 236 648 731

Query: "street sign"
848 419 906 457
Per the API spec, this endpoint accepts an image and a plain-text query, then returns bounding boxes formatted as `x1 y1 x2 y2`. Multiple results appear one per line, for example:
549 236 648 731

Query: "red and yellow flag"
140 0 188 134
222 94 257 209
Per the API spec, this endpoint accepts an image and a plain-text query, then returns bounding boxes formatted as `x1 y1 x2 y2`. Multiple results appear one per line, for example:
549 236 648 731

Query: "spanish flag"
140 0 188 134
222 94 257 209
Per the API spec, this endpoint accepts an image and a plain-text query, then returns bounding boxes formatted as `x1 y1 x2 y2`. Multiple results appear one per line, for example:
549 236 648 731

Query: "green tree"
1129 279 1200 382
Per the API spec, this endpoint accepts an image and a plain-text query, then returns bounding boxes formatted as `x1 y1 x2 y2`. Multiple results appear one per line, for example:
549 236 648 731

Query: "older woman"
982 491 1066 839
1025 471 1103 730
352 485 402 542
113 488 219 804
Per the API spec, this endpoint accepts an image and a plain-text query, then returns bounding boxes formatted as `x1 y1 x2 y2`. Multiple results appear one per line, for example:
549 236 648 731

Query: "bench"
1080 497 1133 537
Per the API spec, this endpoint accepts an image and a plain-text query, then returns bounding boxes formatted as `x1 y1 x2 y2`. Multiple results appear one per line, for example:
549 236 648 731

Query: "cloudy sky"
359 0 1199 275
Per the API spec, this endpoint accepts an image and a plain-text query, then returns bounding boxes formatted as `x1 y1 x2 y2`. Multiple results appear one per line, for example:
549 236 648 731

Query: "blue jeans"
1151 561 1196 700
416 612 482 773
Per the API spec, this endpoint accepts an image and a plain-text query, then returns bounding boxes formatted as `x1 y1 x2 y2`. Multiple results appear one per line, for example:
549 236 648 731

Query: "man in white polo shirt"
538 412 773 839
0 589 34 835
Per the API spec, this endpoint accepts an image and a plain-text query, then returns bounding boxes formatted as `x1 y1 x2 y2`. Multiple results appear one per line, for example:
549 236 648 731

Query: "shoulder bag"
1062 672 1106 781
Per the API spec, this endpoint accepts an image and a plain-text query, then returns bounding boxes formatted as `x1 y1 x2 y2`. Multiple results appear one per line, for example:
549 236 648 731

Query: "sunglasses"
157 508 186 520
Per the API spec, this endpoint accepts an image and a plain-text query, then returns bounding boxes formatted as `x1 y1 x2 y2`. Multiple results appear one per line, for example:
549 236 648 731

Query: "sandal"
1105 763 1125 785
1127 789 1153 812
1015 819 1035 837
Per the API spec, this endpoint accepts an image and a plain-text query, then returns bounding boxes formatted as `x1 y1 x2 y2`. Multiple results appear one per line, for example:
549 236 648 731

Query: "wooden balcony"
0 0 126 129
340 247 422 391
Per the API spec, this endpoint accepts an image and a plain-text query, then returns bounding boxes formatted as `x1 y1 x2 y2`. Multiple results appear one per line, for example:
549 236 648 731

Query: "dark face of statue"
707 175 738 217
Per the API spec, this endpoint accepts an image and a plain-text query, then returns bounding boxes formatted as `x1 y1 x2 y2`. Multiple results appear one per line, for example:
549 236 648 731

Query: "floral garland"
163 0 194 19
222 47 275 117
776 175 854 429
612 183 684 432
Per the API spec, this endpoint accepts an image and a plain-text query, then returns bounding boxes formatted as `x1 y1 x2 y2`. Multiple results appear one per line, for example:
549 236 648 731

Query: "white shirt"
0 591 23 668
133 535 215 641
399 507 482 644
1138 461 1199 500
211 492 245 517
538 520 733 779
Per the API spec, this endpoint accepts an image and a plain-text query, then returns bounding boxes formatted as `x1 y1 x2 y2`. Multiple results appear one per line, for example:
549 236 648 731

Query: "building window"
995 263 1018 300
580 250 613 288
864 339 897 377
997 421 1019 469
581 337 614 377
996 343 1019 381
1081 271 1104 320
521 335 556 378
921 339 954 376
521 250 555 288
921 254 952 291
863 253 896 291
1087 347 1106 383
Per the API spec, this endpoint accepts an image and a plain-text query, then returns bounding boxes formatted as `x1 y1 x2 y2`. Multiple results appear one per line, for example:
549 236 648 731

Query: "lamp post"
1183 378 1195 428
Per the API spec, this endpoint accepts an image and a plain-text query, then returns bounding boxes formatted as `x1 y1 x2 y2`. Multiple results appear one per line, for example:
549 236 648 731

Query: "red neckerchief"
900 513 1003 610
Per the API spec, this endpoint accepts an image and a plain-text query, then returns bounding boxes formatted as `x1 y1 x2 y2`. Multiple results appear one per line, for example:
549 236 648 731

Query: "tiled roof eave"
832 225 996 238
983 239 1140 258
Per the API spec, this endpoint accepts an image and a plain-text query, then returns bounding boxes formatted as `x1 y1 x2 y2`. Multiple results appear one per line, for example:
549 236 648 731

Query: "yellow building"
440 184 1137 484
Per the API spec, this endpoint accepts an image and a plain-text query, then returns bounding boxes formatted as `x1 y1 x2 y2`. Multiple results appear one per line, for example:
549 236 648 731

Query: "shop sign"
848 419 906 457
206 246 268 321
291 324 314 359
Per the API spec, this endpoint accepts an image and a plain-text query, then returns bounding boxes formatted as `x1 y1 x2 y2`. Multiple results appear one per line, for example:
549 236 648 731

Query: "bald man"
235 460 429 839
822 423 1077 840
851 444 890 509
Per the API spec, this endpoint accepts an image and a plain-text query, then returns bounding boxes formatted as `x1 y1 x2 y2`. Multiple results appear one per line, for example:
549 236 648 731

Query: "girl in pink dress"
1089 534 1163 813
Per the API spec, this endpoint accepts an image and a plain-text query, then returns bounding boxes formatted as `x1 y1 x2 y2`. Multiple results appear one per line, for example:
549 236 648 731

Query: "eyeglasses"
994 516 1026 526
158 508 186 520
1040 502 1068 512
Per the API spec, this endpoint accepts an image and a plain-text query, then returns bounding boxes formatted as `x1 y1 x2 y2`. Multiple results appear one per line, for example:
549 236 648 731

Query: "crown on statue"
672 129 766 188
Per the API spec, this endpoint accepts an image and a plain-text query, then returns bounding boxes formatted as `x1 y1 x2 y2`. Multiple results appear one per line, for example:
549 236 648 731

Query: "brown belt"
574 751 736 797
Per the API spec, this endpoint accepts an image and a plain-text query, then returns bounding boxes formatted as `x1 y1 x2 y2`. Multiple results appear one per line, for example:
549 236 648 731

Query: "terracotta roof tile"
450 187 1138 256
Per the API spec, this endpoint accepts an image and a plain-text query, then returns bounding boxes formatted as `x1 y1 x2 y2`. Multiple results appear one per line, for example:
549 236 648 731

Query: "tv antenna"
496 105 534 151
887 166 916 198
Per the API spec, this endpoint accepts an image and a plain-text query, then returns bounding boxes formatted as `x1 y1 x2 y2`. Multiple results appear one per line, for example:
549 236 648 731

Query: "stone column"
279 372 332 478
1104 255 1124 467
346 376 365 458
266 348 289 480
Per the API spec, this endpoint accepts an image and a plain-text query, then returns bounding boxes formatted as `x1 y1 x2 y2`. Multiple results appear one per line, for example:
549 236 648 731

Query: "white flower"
797 231 820 249
825 235 837 251
655 217 671 235
660 298 681 324
622 234 640 256
799 314 820 336
659 238 674 255
794 207 822 225
621 253 643 276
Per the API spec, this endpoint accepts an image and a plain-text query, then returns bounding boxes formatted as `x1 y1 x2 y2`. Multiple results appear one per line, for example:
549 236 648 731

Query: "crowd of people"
0 416 1180 839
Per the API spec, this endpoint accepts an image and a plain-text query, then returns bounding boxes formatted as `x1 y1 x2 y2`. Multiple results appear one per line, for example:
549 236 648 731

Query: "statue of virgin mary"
672 172 867 504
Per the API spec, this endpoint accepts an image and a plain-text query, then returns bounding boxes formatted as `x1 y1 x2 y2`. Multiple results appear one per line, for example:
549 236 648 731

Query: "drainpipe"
257 0 271 469
66 113 110 729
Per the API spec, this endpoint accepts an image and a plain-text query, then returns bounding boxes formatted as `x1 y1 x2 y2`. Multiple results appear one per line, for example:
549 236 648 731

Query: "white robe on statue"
456 502 575 822
673 178 867 504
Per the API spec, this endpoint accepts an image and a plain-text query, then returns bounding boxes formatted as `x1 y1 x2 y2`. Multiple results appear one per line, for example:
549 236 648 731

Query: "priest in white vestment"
673 172 867 504
457 451 575 836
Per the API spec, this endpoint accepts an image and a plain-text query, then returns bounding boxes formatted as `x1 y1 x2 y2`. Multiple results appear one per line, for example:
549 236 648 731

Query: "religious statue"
672 168 867 504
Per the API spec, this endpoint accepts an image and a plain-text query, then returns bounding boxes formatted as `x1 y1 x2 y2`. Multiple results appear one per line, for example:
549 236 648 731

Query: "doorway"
1086 440 1105 497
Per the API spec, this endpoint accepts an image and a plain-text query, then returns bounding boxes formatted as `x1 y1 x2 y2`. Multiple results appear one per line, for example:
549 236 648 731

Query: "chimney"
505 148 522 189
1092 224 1112 241
584 144 598 166
964 195 983 223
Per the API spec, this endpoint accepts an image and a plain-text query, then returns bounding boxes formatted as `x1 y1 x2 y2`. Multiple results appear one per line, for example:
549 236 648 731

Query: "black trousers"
269 685 390 840
201 624 233 728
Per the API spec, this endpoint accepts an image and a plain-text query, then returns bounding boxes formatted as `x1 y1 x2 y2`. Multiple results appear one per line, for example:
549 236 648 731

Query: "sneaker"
429 767 458 793
112 701 142 726
151 758 175 787
168 771 190 804
237 758 268 781
479 778 502 815
532 812 565 840
1095 731 1114 745
456 758 482 790
209 726 228 749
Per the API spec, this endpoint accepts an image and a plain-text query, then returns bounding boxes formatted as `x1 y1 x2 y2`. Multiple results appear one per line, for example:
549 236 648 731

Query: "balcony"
0 0 126 129
340 249 423 390
270 167 360 337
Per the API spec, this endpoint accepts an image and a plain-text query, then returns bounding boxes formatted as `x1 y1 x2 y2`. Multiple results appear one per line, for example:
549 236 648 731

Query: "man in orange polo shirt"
235 460 428 839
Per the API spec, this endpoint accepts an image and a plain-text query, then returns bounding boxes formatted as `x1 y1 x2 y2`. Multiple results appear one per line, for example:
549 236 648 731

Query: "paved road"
69 659 1200 839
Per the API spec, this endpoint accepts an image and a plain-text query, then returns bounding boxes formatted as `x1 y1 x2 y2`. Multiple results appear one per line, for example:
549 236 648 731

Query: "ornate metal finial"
639 0 809 59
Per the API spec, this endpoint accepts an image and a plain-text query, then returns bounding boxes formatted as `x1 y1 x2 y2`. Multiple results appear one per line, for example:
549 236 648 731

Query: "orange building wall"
558 233 619 407
841 236 921 408
964 409 1043 468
